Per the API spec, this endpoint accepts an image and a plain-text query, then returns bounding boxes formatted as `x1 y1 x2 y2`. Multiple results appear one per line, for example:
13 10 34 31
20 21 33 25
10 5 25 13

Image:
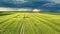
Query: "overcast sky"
0 0 60 11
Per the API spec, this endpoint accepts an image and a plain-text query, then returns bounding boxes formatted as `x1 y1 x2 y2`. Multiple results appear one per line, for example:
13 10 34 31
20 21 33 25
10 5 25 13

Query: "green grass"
0 12 15 16
0 12 60 34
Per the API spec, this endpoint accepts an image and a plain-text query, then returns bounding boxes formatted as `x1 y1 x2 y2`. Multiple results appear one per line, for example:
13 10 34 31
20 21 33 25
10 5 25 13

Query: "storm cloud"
0 0 60 11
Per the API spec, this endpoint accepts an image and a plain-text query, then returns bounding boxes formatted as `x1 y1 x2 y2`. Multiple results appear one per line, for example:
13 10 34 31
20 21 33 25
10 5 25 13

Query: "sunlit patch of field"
0 12 60 34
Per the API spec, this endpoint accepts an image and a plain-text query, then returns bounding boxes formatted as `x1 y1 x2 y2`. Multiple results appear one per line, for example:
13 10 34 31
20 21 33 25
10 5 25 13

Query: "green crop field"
0 12 60 34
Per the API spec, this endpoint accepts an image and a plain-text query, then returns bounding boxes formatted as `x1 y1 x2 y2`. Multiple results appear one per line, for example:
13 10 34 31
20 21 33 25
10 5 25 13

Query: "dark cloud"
0 0 60 12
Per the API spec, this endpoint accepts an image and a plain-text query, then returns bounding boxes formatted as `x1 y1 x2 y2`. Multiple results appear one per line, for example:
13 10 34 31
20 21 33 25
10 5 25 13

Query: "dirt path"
20 14 26 34
20 23 24 34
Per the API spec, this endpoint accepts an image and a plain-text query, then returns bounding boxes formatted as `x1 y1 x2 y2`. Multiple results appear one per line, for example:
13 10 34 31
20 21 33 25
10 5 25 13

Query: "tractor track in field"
20 22 24 34
20 13 29 34
20 14 26 34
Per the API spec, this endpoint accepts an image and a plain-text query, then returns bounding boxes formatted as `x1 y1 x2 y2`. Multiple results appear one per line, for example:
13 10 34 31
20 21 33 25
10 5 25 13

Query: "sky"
0 0 60 11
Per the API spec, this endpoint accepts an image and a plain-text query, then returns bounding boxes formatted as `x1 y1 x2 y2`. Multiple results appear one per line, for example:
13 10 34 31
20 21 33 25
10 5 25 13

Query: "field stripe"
31 13 60 34
33 13 60 32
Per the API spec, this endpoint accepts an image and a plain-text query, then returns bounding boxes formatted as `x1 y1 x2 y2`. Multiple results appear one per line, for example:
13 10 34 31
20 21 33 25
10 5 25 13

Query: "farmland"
0 12 60 34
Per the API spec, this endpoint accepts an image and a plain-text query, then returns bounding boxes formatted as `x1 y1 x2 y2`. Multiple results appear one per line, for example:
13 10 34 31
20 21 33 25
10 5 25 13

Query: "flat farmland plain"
0 12 60 34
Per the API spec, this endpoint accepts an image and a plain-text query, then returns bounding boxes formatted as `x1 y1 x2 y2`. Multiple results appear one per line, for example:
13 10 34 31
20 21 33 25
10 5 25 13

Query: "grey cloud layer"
0 0 60 11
